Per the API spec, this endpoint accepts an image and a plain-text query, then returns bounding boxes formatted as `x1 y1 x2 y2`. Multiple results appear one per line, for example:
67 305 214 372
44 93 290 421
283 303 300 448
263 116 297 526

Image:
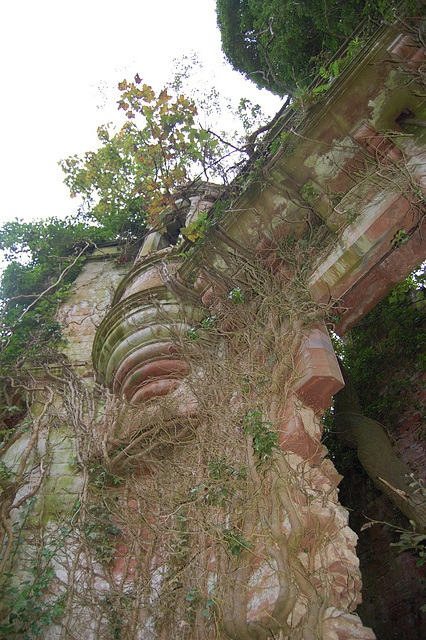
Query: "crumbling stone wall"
1 20 425 639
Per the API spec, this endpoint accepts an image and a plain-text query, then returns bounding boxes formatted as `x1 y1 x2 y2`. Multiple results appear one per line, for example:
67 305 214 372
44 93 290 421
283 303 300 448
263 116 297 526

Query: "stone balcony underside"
92 284 199 404
91 186 219 406
112 252 183 305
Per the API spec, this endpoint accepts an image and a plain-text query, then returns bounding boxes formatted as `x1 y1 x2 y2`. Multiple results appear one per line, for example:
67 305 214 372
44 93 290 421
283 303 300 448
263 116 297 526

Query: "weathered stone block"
294 326 344 413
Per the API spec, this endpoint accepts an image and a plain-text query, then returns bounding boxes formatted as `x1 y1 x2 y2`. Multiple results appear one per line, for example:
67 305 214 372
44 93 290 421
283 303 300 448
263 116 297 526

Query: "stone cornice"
177 20 426 334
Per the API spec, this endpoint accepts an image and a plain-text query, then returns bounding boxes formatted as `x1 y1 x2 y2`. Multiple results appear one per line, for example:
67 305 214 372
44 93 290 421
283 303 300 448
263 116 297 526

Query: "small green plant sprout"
201 315 217 330
344 208 359 224
187 326 200 340
391 527 426 567
392 229 409 247
223 528 253 557
242 409 280 466
228 287 244 304
202 596 215 619
187 316 217 341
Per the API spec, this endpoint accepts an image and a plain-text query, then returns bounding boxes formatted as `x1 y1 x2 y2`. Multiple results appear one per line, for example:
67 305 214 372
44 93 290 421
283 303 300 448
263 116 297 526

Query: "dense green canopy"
216 0 420 94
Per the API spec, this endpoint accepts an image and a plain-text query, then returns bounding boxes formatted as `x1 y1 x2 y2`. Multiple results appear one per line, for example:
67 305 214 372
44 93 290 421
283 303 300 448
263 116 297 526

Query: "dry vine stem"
1 19 425 639
0 222 365 640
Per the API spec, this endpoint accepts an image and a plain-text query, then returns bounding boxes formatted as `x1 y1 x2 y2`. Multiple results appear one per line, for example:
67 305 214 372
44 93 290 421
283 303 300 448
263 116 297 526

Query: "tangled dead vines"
0 226 366 640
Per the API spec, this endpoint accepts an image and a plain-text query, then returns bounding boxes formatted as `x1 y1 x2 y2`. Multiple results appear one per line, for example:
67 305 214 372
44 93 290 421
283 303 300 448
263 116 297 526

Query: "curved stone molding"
112 250 182 306
92 182 222 406
92 285 201 403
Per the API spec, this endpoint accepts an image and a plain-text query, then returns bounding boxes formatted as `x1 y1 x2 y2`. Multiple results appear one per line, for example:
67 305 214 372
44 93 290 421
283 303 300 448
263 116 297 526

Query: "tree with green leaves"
216 0 421 95
0 76 229 368
59 77 222 235
0 66 276 372
0 218 106 366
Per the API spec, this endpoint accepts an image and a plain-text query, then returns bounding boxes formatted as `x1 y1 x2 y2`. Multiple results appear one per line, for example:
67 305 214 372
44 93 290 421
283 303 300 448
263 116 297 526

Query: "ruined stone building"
1 21 425 640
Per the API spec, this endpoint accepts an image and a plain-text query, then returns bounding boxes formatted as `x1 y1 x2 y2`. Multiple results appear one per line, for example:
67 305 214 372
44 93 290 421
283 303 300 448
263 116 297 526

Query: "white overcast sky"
0 0 282 226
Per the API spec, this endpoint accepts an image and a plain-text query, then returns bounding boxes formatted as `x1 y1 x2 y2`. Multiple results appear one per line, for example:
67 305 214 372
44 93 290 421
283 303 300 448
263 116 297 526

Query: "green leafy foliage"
323 267 425 474
392 229 410 247
228 287 244 304
243 409 279 466
391 529 426 566
88 462 124 488
0 459 15 481
223 527 253 556
362 514 426 567
0 535 68 638
187 326 200 341
182 210 211 242
82 502 122 562
185 587 202 621
186 315 217 342
0 76 226 368
190 457 247 507
216 0 421 94
181 197 231 242
60 76 220 233
0 217 105 366
202 596 215 620
206 457 247 507
201 315 217 330
339 268 425 426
